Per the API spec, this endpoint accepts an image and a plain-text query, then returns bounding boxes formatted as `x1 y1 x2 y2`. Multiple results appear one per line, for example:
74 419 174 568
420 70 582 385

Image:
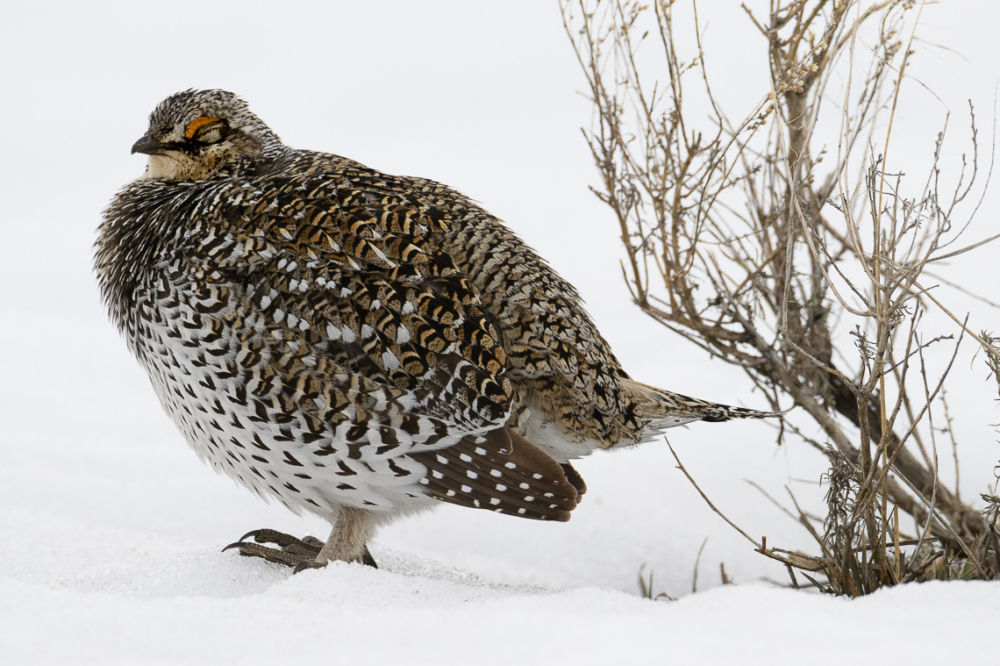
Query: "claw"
222 528 266 552
222 528 328 568
237 529 263 543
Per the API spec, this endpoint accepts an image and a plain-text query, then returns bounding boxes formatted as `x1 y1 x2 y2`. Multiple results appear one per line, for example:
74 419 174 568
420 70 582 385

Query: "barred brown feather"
95 89 779 569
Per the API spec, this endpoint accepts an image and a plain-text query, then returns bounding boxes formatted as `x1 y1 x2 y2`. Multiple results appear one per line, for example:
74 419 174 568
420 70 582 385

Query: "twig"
667 439 760 549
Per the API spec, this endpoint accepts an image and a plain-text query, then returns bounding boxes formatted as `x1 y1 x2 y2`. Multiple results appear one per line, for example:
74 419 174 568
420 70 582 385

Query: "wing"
413 427 578 521
185 154 576 518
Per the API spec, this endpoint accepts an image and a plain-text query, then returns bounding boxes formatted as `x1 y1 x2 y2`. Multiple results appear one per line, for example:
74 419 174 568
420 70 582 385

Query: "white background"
1 2 998 663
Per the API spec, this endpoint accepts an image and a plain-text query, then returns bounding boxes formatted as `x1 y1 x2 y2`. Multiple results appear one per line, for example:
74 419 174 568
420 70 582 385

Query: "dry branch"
563 0 999 594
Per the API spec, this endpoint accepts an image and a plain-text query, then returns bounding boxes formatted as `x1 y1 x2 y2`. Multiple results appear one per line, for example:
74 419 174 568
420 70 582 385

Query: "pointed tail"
622 379 782 441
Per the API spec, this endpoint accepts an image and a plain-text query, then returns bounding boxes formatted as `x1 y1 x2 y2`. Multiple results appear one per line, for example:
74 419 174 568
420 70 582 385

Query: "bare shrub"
562 0 1000 595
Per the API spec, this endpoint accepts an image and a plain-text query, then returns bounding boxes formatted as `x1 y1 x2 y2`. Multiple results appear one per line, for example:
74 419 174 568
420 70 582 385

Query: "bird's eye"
199 128 224 144
184 116 229 144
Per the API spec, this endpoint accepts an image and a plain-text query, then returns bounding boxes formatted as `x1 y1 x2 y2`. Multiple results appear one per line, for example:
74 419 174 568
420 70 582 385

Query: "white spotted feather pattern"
95 90 777 567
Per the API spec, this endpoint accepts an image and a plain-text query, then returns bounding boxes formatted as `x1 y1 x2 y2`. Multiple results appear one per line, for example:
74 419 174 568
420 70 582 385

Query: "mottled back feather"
96 89 778 526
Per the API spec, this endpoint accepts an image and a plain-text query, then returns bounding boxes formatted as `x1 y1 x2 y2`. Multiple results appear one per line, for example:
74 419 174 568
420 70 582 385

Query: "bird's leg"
294 506 377 573
223 508 378 572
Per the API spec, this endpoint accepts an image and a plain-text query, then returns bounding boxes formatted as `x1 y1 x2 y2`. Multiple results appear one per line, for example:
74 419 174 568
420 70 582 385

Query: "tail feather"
621 379 781 441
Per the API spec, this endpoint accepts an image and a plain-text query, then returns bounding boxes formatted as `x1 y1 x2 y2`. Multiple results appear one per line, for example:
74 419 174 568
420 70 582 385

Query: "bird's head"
131 89 282 181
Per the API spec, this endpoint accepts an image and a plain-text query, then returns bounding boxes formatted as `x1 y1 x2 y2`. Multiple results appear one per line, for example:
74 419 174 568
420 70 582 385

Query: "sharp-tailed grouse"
96 90 776 571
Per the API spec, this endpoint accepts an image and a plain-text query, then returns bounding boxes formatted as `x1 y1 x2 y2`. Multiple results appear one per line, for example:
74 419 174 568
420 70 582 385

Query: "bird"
96 89 778 572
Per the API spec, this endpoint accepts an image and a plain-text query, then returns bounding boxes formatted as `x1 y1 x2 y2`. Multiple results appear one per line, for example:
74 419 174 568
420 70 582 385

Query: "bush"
562 0 1000 595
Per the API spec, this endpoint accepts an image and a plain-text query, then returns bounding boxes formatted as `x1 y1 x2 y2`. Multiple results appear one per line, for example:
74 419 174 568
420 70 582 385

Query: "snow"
2 2 1000 664
4 558 998 664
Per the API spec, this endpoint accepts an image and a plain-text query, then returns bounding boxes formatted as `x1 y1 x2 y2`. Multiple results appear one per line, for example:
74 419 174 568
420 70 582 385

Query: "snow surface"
2 2 999 664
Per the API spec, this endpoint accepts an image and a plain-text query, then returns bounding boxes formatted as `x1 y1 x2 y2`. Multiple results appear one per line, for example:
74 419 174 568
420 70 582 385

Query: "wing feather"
180 159 580 516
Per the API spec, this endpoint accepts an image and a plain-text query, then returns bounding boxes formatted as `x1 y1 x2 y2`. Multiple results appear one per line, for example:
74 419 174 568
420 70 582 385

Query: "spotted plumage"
96 90 777 570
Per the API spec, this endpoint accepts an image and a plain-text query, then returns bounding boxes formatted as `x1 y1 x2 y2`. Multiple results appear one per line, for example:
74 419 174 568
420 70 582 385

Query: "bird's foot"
223 528 323 569
222 528 378 571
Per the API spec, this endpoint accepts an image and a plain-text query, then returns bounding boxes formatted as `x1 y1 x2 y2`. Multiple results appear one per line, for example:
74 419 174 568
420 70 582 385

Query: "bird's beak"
131 135 171 156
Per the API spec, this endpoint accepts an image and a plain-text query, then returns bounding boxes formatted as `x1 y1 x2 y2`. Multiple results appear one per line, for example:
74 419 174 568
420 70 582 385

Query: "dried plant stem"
564 0 998 593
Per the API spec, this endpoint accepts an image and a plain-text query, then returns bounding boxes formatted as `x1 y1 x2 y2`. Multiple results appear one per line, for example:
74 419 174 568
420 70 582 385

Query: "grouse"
96 89 777 571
